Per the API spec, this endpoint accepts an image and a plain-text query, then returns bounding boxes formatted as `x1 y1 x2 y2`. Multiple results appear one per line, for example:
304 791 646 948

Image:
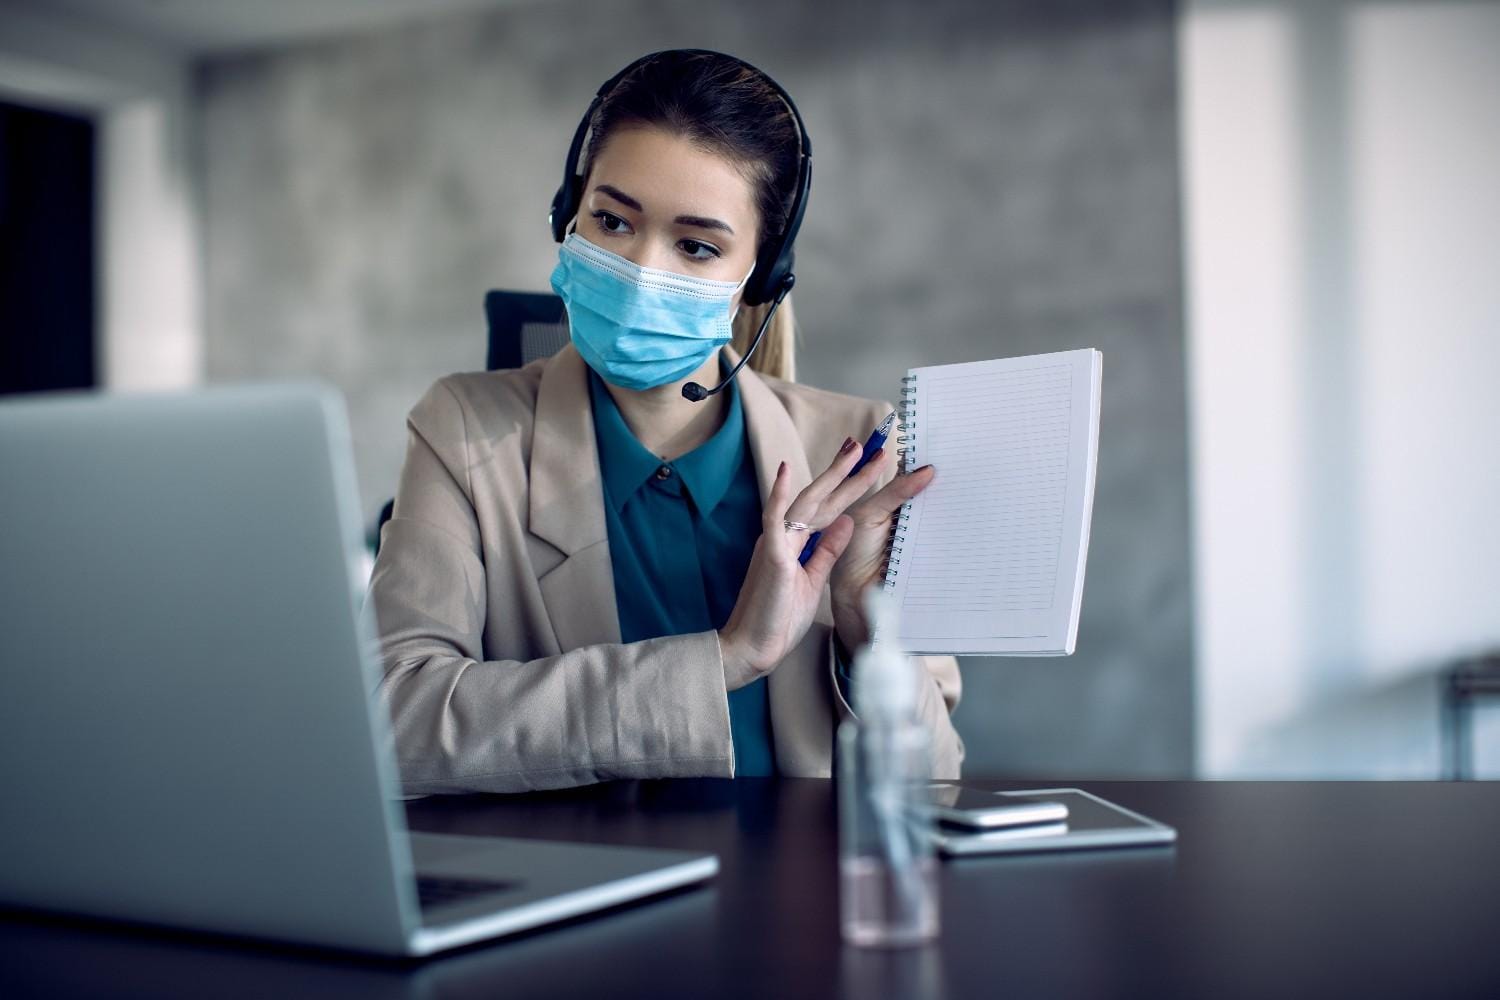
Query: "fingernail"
777 460 786 476
840 436 857 454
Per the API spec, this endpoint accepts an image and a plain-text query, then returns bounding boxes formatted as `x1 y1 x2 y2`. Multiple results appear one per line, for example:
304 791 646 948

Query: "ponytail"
732 294 798 383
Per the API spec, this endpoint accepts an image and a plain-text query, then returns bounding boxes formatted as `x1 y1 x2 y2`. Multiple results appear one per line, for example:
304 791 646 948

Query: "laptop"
0 381 717 957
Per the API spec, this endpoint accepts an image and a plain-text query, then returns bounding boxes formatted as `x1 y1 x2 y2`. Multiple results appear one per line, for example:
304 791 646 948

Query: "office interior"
1 0 1497 783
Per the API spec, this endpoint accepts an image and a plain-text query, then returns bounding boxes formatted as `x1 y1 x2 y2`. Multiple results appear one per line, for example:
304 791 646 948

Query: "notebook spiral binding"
879 374 919 595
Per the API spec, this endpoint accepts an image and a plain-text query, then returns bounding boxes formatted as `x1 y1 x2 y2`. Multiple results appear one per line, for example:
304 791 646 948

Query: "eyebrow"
595 184 736 236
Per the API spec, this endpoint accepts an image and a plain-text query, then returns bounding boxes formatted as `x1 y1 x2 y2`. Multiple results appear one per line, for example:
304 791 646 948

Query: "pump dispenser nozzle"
852 585 918 723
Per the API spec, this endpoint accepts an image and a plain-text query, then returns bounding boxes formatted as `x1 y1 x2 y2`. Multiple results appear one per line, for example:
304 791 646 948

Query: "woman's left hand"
829 457 937 653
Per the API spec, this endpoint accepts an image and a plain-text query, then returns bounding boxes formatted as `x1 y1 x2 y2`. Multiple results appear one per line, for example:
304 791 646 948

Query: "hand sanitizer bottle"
838 585 939 947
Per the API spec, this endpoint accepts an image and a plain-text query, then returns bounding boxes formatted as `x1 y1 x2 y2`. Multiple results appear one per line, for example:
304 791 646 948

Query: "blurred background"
1 0 1495 780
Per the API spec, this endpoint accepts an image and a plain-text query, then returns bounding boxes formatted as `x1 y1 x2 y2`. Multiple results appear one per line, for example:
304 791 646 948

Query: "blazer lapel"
724 344 813 521
529 343 621 649
727 344 837 776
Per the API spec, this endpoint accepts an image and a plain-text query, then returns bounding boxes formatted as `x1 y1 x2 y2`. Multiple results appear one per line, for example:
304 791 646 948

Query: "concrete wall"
198 0 1192 777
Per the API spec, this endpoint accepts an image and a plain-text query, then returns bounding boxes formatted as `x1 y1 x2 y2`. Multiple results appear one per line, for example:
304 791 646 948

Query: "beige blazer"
367 341 964 794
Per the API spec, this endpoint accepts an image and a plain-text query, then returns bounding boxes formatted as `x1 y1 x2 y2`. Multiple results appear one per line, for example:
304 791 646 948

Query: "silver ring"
782 519 812 533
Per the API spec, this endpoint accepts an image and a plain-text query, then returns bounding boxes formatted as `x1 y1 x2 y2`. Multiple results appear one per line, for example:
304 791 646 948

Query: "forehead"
587 125 759 230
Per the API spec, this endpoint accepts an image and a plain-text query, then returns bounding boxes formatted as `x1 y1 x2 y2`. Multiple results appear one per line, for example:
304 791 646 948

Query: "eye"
679 239 722 261
591 210 632 236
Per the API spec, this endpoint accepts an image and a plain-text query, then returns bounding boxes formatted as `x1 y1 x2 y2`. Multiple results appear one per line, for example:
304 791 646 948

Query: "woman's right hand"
718 440 888 690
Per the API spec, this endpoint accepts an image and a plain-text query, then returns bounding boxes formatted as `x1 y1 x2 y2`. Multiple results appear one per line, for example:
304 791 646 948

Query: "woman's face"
578 125 761 309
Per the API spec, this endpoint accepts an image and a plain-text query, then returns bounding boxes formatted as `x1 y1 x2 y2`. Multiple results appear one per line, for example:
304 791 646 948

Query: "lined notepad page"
885 349 1101 655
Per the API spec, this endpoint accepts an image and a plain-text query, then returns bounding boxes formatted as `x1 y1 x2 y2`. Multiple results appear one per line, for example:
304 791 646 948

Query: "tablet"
929 788 1176 857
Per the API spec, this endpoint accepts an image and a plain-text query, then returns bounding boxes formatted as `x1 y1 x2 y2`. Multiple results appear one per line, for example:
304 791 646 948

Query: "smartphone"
918 782 1069 830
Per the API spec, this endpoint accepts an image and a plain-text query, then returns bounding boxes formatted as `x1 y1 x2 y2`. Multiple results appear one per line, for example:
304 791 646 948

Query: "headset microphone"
681 275 794 402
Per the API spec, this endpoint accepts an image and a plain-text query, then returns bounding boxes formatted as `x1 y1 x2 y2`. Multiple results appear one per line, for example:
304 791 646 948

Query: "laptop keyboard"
416 875 519 911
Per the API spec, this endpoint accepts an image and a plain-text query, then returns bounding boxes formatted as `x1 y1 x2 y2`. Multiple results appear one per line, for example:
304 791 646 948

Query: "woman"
368 49 963 794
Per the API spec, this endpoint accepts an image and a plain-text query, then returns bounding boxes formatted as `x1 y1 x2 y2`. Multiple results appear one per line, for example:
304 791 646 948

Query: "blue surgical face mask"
549 230 755 391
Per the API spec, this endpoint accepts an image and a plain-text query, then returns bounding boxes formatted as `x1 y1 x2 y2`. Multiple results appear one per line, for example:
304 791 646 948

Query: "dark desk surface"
4 779 1499 999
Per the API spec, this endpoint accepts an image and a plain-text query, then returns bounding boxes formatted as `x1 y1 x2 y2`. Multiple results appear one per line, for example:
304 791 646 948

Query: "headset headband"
548 48 812 308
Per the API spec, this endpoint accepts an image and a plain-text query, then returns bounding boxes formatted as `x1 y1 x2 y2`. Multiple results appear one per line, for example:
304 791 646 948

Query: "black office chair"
369 290 568 556
482 289 569 371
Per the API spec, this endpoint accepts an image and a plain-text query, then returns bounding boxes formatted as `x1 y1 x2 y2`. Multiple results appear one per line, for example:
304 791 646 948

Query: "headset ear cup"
745 242 790 307
550 176 581 243
744 149 810 305
549 186 565 242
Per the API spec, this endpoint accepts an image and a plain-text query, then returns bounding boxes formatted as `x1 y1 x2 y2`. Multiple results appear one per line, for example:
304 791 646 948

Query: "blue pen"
798 411 897 565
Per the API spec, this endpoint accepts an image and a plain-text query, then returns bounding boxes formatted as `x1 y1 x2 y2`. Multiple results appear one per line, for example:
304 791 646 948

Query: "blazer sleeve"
365 378 734 795
821 398 965 779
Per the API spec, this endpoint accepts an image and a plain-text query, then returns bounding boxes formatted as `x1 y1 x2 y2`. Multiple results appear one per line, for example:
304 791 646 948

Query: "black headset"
549 47 810 398
548 48 812 307
548 50 812 401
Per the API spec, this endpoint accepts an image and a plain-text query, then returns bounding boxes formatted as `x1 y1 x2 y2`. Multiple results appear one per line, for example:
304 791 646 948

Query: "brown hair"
580 51 803 382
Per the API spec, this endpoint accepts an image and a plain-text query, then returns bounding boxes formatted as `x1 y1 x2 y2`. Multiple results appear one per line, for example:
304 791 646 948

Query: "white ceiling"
12 0 537 56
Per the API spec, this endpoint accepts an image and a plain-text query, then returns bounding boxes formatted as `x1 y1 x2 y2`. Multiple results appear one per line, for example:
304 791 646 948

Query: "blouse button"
655 464 672 480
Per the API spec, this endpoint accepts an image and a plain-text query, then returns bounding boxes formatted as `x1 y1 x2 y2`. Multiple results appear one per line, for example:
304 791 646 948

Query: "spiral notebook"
873 349 1102 656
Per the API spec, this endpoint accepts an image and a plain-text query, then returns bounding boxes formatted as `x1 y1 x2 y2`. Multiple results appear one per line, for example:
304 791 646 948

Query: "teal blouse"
586 360 776 776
